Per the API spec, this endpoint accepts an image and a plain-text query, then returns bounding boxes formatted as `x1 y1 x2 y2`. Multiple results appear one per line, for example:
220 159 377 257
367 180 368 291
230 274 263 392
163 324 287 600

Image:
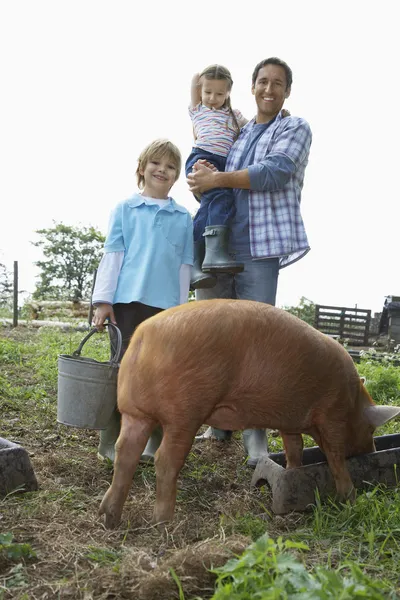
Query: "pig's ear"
364 405 400 428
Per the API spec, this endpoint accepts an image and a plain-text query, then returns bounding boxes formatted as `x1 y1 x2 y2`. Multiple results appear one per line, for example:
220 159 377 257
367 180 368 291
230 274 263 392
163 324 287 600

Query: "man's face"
252 64 291 123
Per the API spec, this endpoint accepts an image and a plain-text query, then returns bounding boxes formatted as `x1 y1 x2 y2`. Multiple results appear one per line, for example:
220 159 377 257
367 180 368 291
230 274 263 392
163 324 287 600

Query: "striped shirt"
189 103 246 157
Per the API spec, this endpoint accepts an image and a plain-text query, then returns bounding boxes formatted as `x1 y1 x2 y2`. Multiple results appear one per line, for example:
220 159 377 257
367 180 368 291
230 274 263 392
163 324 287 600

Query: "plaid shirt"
225 112 312 267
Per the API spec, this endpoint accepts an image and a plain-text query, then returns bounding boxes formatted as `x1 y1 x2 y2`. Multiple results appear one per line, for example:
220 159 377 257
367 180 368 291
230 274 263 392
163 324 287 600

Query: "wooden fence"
2 261 96 329
314 305 371 346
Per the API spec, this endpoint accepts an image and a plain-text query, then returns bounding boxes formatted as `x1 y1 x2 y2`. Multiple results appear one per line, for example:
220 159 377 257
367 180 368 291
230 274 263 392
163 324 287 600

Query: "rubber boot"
190 239 217 290
202 226 244 274
242 429 269 468
98 410 162 465
139 426 163 464
195 426 232 442
98 408 120 463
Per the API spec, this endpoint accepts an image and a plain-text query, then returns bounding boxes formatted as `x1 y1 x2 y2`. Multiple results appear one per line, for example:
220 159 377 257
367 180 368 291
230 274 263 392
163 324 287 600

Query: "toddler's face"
201 78 230 110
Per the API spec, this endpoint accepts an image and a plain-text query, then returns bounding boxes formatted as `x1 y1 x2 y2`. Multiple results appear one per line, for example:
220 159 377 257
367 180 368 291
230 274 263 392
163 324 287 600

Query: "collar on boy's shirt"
127 193 187 213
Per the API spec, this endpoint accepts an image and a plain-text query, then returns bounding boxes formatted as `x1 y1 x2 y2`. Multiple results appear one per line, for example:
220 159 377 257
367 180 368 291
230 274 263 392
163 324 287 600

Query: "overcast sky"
1 0 398 314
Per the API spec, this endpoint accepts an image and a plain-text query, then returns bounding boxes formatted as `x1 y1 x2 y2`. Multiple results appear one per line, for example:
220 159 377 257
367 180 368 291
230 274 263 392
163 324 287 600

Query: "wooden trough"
251 434 400 514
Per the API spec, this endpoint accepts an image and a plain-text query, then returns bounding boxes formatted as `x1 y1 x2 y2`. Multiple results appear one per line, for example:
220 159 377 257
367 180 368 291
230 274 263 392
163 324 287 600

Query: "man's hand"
92 303 117 331
187 162 218 194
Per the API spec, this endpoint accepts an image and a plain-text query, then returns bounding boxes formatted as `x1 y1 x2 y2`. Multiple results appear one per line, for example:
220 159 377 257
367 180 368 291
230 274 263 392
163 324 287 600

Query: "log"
0 319 90 332
27 301 91 310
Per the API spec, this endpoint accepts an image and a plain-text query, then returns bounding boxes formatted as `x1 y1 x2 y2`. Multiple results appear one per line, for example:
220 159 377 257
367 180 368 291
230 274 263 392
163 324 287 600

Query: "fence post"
87 269 97 326
13 261 18 327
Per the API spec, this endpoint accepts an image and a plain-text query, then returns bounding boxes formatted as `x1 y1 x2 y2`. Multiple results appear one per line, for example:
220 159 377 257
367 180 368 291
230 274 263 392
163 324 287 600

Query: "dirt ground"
1 327 301 599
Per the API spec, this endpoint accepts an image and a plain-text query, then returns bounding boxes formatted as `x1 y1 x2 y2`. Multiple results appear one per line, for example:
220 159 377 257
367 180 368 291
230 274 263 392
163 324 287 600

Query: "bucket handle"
72 322 122 365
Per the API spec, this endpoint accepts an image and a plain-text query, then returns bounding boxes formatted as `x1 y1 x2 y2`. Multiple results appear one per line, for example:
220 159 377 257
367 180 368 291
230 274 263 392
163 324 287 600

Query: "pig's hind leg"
99 413 155 529
152 423 199 526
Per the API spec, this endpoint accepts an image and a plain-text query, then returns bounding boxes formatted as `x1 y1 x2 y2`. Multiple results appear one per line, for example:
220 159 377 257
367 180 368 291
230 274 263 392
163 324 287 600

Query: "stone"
0 437 38 496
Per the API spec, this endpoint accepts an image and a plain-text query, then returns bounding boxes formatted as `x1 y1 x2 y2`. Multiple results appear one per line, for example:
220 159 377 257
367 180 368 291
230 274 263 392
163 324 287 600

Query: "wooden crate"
314 304 371 346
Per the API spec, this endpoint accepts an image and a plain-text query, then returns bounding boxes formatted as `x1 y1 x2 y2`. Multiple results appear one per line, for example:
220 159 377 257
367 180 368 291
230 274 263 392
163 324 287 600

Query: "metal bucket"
57 323 122 429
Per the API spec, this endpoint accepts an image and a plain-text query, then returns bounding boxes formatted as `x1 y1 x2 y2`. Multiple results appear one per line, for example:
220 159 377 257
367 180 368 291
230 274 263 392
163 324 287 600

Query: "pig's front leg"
316 424 356 502
281 432 304 468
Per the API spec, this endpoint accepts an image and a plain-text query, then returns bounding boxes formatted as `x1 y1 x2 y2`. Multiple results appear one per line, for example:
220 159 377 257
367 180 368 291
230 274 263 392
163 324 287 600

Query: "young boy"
92 139 193 463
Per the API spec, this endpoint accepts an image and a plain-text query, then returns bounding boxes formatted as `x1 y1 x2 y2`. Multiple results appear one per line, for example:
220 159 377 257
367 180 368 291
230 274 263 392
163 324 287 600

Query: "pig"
99 299 400 529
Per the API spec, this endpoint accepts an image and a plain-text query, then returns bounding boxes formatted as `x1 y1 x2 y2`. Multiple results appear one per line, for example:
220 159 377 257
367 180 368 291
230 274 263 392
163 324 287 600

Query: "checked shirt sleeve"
248 118 312 192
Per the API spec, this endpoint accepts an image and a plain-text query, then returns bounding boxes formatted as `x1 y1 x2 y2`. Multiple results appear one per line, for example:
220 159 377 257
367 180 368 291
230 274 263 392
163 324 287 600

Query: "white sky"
1 0 398 314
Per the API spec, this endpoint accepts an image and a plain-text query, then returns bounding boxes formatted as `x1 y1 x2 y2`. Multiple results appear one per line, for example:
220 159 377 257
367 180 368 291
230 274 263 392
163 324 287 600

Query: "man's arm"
187 165 251 193
187 118 311 194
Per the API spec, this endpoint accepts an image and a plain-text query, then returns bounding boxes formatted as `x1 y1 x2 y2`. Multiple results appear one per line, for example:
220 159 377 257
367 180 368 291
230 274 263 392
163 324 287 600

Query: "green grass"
1 327 400 598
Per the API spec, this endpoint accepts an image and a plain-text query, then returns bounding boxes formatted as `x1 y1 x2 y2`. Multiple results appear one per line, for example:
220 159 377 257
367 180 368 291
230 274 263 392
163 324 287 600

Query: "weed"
0 533 36 562
210 534 397 599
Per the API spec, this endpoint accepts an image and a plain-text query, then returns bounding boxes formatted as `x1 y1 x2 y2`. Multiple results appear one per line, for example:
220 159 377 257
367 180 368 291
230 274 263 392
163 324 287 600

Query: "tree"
283 296 316 326
0 261 12 307
32 222 105 301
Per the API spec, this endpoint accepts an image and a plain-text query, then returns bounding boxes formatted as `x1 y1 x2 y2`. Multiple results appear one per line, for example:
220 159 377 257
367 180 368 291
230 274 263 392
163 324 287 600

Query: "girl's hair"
136 139 182 189
199 64 241 137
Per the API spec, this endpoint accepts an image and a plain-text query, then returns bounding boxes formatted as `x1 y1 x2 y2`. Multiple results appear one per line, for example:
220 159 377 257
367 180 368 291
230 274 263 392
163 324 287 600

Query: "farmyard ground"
1 326 400 599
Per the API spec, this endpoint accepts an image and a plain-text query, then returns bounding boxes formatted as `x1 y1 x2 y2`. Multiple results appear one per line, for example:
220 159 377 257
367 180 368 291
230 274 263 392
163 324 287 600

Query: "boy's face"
140 154 178 199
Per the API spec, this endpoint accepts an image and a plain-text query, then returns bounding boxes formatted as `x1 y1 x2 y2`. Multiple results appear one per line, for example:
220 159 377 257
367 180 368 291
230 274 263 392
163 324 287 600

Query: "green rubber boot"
98 410 162 464
140 426 163 464
190 239 217 290
195 426 232 441
98 408 120 463
202 226 244 274
242 429 269 468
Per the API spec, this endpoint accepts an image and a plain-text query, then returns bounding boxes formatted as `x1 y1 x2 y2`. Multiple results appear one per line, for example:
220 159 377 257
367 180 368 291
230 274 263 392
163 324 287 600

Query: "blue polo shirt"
104 194 193 309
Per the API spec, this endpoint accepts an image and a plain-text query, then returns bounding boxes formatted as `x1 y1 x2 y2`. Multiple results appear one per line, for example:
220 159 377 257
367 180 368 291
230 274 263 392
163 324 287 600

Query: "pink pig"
99 299 400 528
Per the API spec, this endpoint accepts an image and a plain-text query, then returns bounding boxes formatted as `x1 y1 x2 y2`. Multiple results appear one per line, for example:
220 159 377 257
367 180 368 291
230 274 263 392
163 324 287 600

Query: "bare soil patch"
1 327 297 599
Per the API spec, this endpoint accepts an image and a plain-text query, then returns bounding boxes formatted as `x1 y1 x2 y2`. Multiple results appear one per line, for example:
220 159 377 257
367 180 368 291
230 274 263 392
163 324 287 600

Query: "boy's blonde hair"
136 139 182 189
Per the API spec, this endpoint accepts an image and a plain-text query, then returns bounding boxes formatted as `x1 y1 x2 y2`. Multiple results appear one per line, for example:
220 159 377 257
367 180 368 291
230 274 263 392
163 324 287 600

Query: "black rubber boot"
202 226 244 274
190 239 217 290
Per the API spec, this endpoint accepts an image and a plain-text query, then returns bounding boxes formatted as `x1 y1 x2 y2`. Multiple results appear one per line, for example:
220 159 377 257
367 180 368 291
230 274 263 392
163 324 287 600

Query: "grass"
1 325 400 598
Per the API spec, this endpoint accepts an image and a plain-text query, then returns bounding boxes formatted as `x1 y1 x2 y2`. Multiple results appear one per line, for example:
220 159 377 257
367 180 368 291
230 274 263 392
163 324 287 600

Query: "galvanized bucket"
57 323 122 430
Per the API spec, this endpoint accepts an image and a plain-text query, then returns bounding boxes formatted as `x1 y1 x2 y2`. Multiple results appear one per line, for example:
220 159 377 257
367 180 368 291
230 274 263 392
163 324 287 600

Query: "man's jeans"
195 254 279 304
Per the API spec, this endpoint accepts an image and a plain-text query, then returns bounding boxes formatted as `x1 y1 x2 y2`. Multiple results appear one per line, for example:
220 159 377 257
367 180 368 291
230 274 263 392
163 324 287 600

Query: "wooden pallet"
314 304 371 346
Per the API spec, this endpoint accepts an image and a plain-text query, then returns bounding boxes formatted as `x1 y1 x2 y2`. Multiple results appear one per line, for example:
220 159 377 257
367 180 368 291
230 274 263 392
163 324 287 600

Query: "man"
187 57 312 466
